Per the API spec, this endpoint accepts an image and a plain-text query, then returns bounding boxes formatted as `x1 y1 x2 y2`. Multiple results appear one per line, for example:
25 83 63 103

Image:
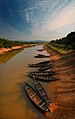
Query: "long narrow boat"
34 79 50 104
29 71 56 76
37 49 44 51
35 54 50 58
29 60 53 67
24 82 49 112
28 62 51 67
36 60 52 65
30 75 59 82
38 65 51 71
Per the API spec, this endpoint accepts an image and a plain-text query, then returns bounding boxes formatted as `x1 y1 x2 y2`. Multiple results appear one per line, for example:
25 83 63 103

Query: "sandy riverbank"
45 46 75 119
0 44 36 55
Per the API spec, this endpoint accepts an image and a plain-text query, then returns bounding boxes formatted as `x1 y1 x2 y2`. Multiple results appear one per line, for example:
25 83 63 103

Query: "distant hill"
49 32 75 50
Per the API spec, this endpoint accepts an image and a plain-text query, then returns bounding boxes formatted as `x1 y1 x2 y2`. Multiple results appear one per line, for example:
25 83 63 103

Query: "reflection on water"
0 49 23 64
0 45 49 119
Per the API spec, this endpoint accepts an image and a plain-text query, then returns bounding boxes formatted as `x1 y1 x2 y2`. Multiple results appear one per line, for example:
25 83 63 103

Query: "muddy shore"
0 44 36 55
45 46 75 119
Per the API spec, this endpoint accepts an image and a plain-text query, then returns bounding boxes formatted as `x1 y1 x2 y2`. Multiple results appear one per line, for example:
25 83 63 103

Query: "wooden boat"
30 75 59 82
28 60 52 67
38 65 51 71
37 49 44 51
29 71 56 76
24 82 49 112
35 54 50 58
28 62 51 67
36 60 52 65
34 79 50 104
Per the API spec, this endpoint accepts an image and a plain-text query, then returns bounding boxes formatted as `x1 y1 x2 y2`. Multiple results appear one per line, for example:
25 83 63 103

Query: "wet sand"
45 46 75 119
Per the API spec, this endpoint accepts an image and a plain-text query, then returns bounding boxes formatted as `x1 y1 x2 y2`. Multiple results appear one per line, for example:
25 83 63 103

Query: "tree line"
0 38 36 48
49 32 75 50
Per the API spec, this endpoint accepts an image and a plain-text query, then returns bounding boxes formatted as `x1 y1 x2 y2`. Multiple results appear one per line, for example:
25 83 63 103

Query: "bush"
49 32 75 50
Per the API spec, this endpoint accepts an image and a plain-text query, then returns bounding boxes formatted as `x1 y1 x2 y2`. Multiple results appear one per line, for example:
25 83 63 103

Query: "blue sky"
0 0 75 41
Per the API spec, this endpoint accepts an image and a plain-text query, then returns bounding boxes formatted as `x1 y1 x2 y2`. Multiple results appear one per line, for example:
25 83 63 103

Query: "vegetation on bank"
0 38 26 48
47 32 75 54
0 38 39 48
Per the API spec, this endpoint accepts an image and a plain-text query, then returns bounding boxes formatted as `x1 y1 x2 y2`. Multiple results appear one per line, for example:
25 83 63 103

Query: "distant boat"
28 60 52 67
37 49 44 51
30 75 59 82
36 60 52 65
34 79 50 104
38 65 52 71
24 82 50 112
35 54 50 58
28 62 51 67
29 71 56 76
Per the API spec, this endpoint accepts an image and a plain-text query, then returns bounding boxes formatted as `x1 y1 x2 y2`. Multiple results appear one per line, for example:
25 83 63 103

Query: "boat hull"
24 83 49 112
34 80 50 104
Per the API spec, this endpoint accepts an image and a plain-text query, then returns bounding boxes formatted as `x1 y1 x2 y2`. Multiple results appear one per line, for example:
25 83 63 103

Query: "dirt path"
45 46 75 119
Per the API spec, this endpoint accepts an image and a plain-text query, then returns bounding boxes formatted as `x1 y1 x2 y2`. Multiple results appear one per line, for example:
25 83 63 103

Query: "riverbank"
45 45 75 119
0 44 36 55
46 44 73 55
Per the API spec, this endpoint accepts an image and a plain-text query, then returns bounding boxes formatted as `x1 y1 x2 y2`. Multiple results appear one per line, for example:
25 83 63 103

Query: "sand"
45 46 75 119
0 44 36 55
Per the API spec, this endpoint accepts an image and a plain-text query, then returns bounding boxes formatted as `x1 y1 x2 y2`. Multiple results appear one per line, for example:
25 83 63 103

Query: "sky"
0 0 75 41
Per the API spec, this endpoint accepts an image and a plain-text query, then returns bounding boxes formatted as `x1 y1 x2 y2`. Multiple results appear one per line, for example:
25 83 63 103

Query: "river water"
0 45 50 119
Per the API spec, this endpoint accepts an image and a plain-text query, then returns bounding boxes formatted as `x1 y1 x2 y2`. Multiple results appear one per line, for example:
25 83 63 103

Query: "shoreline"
46 44 73 55
44 45 75 119
0 44 36 55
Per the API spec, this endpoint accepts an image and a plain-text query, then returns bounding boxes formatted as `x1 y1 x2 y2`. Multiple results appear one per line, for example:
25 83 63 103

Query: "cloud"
0 0 75 41
47 5 75 31
20 0 61 23
31 1 75 40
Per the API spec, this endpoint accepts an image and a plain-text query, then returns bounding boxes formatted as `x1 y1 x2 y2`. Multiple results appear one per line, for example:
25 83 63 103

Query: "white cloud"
0 0 75 41
32 1 75 40
48 5 75 30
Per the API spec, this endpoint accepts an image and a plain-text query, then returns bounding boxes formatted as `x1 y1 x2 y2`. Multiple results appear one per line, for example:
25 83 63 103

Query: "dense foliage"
0 38 45 48
0 38 35 48
50 32 75 50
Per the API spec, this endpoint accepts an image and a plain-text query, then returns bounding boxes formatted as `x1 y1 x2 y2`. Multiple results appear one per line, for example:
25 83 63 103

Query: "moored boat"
28 62 51 67
37 49 44 51
36 60 52 65
24 82 50 112
29 75 59 82
34 79 50 104
35 54 50 58
38 65 51 71
29 71 56 76
28 60 52 67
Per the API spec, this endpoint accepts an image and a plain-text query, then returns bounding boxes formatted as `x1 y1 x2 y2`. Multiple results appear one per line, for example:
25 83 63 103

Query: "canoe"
37 49 44 51
34 79 50 104
36 60 52 65
24 82 49 112
30 75 59 82
35 54 50 58
29 71 56 76
28 62 51 67
38 65 51 71
28 60 53 67
28 60 52 67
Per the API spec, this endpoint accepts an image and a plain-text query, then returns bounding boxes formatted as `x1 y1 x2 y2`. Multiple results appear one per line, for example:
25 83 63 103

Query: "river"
0 45 50 119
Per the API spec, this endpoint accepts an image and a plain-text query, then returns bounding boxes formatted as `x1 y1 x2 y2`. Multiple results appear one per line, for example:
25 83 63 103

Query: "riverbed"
0 45 49 119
